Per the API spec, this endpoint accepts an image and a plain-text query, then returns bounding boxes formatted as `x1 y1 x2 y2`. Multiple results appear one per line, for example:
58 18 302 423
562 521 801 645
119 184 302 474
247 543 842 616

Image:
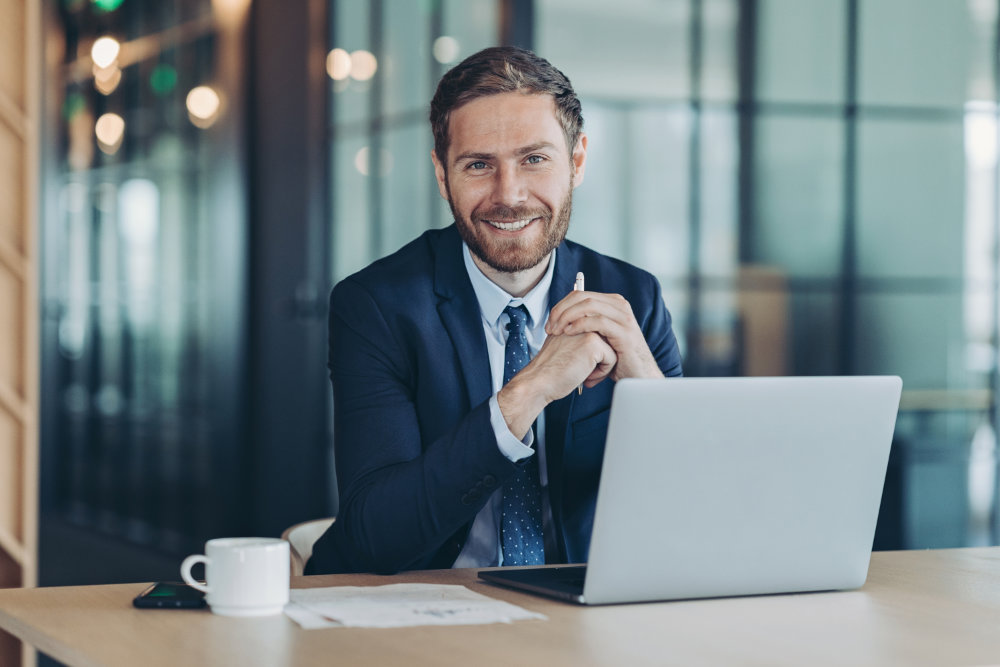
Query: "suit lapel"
433 226 493 408
544 240 581 559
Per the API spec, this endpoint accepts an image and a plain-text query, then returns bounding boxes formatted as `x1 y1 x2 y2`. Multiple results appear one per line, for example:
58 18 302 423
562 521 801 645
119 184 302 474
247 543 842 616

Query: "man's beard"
448 182 573 274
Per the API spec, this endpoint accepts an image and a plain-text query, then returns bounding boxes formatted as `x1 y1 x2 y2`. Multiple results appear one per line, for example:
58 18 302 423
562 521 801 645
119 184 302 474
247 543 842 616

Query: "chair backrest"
281 517 335 576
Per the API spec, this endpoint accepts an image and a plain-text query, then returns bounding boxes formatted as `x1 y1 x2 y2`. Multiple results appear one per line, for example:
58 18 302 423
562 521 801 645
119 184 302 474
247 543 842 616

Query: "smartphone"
133 582 207 609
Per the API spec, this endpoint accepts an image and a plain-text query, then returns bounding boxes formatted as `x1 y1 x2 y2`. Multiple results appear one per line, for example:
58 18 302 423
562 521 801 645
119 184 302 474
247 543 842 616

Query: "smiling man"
308 46 683 575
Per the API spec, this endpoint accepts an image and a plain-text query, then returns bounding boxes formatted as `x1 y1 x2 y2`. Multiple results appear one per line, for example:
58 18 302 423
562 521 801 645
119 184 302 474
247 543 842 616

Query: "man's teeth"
486 218 532 231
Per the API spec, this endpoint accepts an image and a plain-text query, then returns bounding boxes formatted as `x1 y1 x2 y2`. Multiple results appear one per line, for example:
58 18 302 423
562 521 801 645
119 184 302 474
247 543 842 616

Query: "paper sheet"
285 583 546 629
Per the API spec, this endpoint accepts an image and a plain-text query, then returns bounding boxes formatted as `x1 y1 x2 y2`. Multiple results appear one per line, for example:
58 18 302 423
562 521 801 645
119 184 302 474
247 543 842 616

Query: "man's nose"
491 163 527 206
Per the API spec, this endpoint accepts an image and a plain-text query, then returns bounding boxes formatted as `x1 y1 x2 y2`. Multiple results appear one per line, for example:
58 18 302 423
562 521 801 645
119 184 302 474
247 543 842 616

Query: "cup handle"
180 554 210 594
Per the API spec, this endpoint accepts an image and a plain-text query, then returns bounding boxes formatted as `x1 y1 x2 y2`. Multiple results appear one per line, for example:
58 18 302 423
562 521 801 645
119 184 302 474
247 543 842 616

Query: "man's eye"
468 161 487 170
525 155 544 164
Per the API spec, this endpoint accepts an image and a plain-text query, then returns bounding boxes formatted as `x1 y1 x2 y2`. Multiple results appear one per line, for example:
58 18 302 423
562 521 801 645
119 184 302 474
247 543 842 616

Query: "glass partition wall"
41 0 251 563
327 0 1000 549
328 0 500 281
37 0 1000 573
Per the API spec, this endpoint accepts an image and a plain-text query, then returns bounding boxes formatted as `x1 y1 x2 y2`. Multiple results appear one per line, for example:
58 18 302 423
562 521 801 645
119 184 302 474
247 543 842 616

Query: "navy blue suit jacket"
308 224 683 574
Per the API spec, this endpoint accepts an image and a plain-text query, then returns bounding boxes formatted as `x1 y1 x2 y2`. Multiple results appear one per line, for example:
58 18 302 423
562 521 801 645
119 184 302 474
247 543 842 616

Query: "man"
308 46 682 575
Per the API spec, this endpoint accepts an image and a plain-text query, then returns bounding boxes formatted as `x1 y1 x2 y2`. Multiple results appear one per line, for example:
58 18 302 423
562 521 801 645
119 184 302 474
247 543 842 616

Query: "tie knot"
504 304 529 333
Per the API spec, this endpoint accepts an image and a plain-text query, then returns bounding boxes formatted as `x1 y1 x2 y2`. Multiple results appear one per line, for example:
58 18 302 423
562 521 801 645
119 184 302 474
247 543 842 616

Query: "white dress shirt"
452 243 555 568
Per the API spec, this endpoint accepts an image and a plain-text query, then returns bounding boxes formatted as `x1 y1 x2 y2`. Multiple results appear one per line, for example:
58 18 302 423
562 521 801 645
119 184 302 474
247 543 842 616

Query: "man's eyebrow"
515 142 557 155
453 151 495 164
453 142 558 165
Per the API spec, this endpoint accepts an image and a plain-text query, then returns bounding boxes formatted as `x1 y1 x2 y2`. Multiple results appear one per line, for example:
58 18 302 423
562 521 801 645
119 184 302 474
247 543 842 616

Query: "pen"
575 272 584 395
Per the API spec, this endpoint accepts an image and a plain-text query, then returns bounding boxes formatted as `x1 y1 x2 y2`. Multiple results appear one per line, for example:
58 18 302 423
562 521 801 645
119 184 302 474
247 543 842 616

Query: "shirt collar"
462 243 555 328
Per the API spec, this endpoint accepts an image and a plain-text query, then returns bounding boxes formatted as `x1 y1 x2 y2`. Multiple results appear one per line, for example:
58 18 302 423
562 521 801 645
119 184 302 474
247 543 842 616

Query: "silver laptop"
479 376 902 605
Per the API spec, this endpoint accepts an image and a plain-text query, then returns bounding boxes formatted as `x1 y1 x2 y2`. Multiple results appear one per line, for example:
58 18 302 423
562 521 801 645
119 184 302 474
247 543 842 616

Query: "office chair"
281 517 335 576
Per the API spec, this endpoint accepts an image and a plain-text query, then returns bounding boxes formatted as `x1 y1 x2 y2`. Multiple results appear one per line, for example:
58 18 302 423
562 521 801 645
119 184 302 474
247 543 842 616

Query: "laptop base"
479 565 588 604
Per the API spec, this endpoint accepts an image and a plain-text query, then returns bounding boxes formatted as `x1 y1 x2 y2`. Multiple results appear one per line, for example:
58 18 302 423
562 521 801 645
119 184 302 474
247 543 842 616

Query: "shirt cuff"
489 394 535 462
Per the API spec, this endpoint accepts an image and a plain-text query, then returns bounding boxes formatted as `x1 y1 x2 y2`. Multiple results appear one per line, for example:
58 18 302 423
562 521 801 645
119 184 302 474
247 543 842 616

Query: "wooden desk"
2 548 1000 666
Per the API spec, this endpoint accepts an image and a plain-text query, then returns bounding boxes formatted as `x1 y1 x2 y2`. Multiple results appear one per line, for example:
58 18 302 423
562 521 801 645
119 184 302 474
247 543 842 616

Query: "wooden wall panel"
0 407 22 542
0 0 25 108
0 123 25 253
0 266 24 396
0 0 38 664
0 631 17 667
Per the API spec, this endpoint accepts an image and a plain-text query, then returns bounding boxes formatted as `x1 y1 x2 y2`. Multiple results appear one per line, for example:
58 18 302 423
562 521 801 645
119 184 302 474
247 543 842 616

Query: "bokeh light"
91 0 124 12
150 64 178 96
186 85 222 128
433 36 460 64
350 50 378 81
326 48 351 81
91 36 120 69
95 113 125 154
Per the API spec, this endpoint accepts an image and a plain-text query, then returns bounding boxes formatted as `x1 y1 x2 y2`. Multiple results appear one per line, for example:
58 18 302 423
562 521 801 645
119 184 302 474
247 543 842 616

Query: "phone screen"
133 582 207 609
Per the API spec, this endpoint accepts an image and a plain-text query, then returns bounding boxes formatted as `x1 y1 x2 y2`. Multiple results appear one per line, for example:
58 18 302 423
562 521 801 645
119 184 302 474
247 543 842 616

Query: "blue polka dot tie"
501 304 545 566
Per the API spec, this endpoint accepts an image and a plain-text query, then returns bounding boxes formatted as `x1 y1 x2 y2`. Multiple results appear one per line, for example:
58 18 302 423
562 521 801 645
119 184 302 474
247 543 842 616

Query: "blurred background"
1 0 998 618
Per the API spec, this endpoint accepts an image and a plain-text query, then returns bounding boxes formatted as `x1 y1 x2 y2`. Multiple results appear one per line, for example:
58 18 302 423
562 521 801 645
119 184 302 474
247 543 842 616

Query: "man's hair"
430 46 583 164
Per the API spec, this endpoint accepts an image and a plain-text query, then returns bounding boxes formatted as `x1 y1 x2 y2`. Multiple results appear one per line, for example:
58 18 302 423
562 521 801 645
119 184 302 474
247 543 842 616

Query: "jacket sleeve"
313 278 517 574
643 274 684 378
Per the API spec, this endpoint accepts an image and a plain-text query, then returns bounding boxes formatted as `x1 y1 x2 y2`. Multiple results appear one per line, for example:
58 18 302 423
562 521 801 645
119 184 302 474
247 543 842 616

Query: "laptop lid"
580 376 901 605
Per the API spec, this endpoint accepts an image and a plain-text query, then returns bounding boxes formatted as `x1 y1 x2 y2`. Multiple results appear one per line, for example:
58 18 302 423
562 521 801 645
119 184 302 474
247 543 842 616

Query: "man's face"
432 92 587 275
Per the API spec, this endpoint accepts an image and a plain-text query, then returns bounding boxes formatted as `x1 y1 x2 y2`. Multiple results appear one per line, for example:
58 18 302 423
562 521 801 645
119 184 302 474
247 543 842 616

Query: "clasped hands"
497 290 663 439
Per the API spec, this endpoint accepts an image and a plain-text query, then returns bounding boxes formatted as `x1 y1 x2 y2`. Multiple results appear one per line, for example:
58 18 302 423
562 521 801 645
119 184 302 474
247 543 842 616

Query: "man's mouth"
482 217 537 232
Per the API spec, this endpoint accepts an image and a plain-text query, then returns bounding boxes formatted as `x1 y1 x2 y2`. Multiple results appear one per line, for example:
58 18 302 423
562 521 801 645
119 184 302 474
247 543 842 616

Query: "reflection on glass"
968 418 996 545
93 64 122 95
963 104 997 382
119 179 160 328
68 106 95 169
354 146 393 177
964 103 997 169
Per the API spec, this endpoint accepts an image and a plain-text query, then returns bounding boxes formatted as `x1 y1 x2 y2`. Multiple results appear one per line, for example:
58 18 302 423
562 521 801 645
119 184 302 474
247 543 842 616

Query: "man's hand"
497 331 617 439
545 291 664 382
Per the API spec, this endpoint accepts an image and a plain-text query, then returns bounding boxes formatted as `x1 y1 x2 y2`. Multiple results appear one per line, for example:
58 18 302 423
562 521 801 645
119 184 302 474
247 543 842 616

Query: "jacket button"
460 494 471 505
483 474 497 488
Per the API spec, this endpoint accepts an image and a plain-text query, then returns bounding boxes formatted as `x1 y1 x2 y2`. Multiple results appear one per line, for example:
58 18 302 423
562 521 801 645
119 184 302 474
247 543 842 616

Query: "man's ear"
571 133 588 188
431 149 449 200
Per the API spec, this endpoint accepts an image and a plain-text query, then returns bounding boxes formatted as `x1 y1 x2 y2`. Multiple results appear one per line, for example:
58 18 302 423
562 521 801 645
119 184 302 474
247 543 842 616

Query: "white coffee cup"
180 537 290 617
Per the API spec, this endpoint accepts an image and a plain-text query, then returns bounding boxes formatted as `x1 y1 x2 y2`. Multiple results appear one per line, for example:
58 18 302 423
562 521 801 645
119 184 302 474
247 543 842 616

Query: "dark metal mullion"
734 0 757 378
368 0 385 258
840 0 860 376
989 0 1000 545
736 0 756 266
501 0 534 49
429 0 444 230
685 0 704 374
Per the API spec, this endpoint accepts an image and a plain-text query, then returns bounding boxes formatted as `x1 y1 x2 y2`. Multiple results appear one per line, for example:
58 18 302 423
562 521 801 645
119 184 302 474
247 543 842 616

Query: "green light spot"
150 65 178 96
62 93 86 121
91 0 124 13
